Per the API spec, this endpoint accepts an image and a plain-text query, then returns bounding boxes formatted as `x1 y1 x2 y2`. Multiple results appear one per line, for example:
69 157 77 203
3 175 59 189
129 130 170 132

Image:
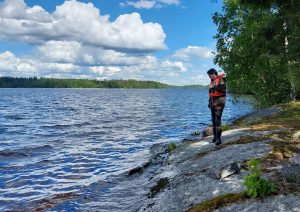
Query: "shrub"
244 159 276 198
244 172 276 198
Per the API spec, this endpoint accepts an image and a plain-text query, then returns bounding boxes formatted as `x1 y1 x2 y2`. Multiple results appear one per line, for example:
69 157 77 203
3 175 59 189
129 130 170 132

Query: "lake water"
0 88 253 211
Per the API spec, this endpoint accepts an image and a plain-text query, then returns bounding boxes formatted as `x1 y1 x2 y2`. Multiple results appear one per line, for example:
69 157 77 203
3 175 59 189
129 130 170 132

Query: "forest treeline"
0 77 171 88
0 77 207 89
213 0 300 106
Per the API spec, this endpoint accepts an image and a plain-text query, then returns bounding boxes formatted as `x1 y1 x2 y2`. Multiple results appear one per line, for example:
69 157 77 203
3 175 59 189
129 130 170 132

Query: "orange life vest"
209 74 226 97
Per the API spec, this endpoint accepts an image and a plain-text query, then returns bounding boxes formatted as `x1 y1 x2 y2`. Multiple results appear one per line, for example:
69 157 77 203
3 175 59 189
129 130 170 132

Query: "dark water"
0 88 253 211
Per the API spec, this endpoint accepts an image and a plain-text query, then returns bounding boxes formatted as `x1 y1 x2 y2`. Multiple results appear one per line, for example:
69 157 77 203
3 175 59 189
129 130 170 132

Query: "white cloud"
0 51 19 70
90 66 122 76
0 0 52 22
158 0 180 5
173 46 214 61
0 0 166 51
0 1 215 85
35 40 160 66
161 60 189 72
0 51 82 77
37 41 81 64
125 0 156 9
0 51 36 73
121 0 180 9
0 50 194 84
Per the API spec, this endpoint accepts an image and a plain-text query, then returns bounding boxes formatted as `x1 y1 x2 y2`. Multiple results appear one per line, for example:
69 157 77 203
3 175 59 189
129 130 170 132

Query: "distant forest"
0 77 207 89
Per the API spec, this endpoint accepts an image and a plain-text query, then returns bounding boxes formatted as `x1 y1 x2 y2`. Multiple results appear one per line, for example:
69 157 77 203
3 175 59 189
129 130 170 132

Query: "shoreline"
135 101 300 211
24 101 300 211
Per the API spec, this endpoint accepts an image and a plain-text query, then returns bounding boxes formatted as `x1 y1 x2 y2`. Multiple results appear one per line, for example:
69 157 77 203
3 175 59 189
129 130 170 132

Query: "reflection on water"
0 88 253 210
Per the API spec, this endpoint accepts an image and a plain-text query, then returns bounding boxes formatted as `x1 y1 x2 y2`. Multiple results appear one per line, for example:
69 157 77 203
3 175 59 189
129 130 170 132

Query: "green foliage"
244 158 276 198
213 0 300 106
0 77 172 89
221 124 231 131
168 143 177 153
247 158 261 173
244 172 276 198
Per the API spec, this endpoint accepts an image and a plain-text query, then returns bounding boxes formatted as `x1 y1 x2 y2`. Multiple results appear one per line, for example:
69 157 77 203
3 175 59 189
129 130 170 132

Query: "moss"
148 178 170 198
227 135 269 145
254 101 300 130
168 143 177 153
234 101 300 129
187 193 248 212
249 124 285 131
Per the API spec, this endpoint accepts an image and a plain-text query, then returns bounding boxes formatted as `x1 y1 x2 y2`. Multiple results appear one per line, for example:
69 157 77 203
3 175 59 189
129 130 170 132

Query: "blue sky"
0 0 223 85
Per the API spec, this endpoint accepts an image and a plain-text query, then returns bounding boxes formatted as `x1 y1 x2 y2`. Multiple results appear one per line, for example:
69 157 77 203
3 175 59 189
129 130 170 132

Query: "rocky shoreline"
132 102 300 211
43 102 300 211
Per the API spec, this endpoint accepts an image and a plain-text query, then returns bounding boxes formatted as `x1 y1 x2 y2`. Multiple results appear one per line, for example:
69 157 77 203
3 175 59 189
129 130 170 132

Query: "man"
207 68 226 145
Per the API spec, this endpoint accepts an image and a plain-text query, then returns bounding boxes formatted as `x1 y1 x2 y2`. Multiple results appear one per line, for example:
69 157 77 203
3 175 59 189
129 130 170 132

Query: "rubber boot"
215 127 222 145
211 127 217 143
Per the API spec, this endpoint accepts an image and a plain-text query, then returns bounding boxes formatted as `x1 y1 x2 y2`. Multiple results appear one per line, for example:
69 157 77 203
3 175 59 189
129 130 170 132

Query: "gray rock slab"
139 140 272 212
217 193 300 212
234 106 283 125
141 173 248 212
289 153 300 165
169 128 251 164
176 141 271 180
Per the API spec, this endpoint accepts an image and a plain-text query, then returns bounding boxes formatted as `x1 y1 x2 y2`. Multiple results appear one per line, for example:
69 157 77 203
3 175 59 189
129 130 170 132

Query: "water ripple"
0 88 253 210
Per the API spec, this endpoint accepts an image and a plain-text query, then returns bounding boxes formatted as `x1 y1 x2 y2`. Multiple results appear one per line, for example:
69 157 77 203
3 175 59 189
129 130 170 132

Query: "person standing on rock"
207 68 226 145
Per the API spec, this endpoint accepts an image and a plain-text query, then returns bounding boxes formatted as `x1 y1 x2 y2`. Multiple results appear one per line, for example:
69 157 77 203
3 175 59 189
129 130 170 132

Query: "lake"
0 88 253 211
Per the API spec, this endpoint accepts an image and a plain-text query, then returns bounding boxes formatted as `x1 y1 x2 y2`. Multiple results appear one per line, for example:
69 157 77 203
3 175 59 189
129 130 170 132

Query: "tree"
213 0 300 106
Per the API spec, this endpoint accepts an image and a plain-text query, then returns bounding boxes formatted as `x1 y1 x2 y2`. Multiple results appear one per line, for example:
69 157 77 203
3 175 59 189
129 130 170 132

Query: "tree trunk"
283 21 296 100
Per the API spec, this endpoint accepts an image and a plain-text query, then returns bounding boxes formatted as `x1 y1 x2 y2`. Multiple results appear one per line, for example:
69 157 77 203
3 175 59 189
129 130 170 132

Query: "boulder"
293 131 300 142
289 153 300 165
202 126 213 137
216 162 241 180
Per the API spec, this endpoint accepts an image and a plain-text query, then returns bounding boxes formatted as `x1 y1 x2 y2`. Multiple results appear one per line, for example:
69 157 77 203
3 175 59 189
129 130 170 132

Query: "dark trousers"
211 108 224 140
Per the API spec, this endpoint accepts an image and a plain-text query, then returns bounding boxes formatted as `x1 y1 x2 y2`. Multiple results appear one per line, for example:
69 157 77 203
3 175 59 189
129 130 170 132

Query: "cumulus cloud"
0 0 52 22
0 51 83 77
120 0 180 9
0 0 166 51
0 51 37 74
35 40 160 66
0 50 193 84
172 46 214 61
161 60 189 72
0 1 214 85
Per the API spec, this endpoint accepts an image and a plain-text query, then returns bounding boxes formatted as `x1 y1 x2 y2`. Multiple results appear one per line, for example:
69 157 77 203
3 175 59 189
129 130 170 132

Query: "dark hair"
207 68 218 76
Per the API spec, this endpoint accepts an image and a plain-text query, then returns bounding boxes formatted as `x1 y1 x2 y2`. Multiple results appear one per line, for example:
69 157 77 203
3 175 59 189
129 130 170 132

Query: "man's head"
207 68 218 80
